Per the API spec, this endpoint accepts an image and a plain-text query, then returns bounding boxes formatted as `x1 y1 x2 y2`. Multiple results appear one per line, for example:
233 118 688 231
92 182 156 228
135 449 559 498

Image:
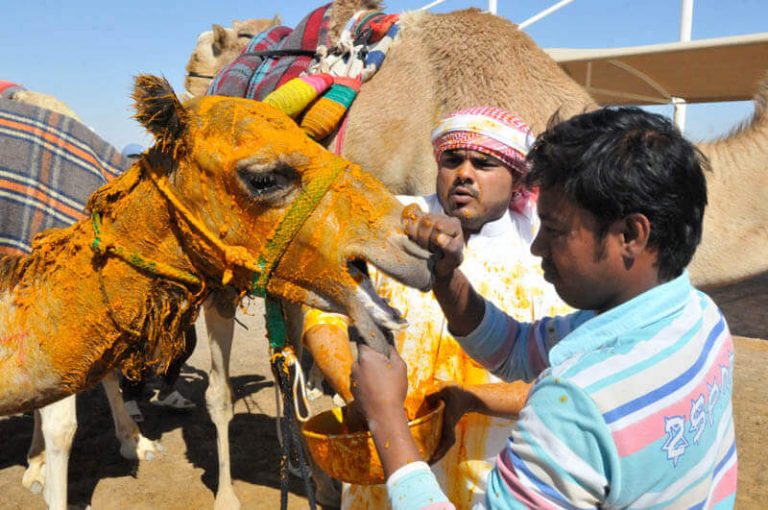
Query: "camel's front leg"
22 408 46 495
38 396 77 510
204 296 240 510
101 371 163 460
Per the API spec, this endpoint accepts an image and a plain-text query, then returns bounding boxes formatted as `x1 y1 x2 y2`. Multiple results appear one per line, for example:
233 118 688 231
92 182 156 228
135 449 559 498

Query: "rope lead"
267 297 316 510
272 348 317 510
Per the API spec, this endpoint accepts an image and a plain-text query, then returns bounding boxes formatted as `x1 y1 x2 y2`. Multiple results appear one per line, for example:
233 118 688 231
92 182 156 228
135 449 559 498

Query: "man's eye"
442 156 463 167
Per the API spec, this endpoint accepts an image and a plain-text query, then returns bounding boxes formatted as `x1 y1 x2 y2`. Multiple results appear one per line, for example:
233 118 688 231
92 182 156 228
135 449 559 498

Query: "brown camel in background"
184 1 768 289
184 17 281 99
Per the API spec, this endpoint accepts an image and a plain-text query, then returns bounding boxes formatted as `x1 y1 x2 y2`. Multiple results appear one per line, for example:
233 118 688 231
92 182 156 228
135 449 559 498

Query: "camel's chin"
286 262 409 350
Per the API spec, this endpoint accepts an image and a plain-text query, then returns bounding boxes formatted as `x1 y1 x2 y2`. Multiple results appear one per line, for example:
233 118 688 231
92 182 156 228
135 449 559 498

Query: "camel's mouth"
344 260 408 348
313 235 431 352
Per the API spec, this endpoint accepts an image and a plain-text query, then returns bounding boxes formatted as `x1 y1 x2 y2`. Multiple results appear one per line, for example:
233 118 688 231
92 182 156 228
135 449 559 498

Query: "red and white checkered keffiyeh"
431 106 536 214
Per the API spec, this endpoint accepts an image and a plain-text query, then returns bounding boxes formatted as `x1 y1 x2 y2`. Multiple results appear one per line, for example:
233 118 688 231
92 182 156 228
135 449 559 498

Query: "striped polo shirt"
388 272 737 509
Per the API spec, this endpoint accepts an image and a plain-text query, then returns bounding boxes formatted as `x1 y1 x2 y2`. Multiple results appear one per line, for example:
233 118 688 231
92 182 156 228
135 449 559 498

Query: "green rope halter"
250 163 343 298
254 163 343 350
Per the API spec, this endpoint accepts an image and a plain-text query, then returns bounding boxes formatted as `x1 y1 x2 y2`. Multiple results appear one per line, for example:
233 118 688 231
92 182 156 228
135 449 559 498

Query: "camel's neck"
0 166 209 414
707 109 768 171
688 97 768 287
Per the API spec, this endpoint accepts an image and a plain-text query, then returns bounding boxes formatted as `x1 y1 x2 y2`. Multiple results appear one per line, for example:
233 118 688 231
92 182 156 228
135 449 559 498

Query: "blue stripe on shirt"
508 446 584 510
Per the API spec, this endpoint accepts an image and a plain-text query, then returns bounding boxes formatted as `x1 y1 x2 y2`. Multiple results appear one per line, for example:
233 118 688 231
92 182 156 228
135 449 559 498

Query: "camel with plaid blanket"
0 91 169 510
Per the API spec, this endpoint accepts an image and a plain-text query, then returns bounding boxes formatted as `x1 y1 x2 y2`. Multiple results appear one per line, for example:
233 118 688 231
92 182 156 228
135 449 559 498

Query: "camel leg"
38 396 77 510
204 297 240 510
22 409 46 495
101 371 163 460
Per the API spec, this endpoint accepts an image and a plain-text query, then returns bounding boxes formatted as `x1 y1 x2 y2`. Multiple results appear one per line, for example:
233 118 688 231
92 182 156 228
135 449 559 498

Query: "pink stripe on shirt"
710 462 737 507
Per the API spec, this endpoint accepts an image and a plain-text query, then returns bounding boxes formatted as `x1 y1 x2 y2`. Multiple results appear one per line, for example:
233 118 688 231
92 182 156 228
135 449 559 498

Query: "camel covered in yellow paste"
0 74 431 416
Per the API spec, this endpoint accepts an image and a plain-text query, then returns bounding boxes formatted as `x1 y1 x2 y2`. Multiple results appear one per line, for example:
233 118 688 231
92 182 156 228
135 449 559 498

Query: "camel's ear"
212 24 232 54
271 14 281 26
132 75 188 155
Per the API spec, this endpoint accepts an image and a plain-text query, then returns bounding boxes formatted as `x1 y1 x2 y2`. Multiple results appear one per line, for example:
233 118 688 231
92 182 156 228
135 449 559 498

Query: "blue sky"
2 0 765 151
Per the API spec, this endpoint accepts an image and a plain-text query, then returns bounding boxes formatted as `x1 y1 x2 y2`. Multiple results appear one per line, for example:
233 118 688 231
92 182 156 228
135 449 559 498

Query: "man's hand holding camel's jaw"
351 344 409 425
401 204 464 279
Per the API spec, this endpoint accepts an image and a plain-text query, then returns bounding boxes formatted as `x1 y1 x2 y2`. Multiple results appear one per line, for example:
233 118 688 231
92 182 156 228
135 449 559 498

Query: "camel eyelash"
237 163 298 199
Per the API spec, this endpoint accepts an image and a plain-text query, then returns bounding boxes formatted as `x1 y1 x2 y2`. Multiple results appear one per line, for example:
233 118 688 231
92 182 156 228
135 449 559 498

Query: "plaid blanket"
0 98 129 256
208 3 333 100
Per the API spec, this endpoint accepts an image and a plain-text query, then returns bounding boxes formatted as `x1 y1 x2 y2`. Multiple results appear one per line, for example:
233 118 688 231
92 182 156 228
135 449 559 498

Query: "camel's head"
134 75 431 350
183 17 280 99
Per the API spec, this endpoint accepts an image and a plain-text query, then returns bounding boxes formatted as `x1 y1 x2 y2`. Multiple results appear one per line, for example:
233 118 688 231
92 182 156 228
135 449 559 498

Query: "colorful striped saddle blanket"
0 99 128 255
208 2 399 143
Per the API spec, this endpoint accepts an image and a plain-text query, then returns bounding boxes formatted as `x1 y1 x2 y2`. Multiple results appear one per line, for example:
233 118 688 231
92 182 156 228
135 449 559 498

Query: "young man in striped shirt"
352 107 737 509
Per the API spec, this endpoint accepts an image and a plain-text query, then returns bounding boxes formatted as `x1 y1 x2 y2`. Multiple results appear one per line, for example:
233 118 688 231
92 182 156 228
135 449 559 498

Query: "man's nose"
455 160 475 181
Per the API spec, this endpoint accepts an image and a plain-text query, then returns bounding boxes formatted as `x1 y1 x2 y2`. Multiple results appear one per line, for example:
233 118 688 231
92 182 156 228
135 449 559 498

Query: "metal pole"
420 0 448 10
673 0 694 131
518 0 575 30
488 0 498 15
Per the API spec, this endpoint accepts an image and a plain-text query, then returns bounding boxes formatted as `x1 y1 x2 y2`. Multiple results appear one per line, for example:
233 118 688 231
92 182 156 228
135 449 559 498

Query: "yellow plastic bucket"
302 401 445 485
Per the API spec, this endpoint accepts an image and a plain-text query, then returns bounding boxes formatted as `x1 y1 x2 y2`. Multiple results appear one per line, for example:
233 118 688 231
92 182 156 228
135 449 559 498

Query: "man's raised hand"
402 204 464 278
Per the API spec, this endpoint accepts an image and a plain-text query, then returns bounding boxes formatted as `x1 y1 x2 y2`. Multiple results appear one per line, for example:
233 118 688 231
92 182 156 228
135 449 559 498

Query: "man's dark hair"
526 107 708 281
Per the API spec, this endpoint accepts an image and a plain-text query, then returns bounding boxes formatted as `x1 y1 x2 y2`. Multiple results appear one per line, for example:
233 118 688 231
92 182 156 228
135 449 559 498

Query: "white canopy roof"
546 32 768 105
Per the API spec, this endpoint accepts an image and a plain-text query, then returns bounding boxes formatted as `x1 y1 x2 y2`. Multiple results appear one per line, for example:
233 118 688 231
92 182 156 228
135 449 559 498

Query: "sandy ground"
0 273 766 509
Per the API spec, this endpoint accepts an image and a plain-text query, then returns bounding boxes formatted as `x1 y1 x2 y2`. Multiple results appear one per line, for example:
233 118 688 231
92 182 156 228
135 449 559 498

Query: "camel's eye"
237 164 298 202
247 172 278 194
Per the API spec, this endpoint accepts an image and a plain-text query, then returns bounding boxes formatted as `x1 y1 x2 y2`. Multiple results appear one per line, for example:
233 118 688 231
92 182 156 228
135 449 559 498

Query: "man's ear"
621 213 651 256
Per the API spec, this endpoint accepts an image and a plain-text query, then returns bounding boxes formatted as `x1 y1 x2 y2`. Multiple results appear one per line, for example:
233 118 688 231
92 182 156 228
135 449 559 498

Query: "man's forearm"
432 269 486 337
370 406 424 478
303 324 354 402
459 382 532 418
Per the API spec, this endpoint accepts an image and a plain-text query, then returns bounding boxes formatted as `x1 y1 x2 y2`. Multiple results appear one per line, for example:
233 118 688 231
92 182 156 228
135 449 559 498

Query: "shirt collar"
476 210 513 238
549 271 694 367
